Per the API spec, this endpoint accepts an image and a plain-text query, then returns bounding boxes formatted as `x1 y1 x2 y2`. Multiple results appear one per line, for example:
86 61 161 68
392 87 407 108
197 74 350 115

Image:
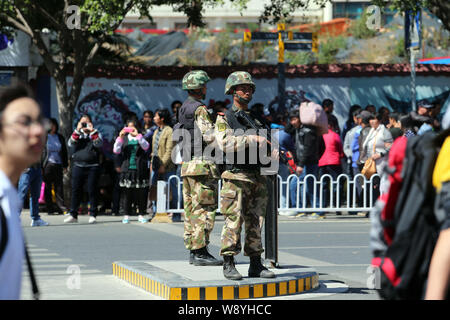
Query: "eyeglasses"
2 116 51 132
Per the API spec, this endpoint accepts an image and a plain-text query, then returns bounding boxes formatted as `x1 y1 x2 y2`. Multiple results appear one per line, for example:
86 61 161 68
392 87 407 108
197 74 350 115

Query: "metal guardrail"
156 173 380 214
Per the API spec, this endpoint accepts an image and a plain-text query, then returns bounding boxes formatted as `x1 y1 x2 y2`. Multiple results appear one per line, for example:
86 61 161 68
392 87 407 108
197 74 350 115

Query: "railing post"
156 180 167 213
264 174 279 267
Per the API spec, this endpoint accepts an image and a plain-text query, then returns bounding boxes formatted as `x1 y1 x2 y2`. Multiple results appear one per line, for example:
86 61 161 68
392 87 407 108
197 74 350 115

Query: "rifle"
236 110 297 173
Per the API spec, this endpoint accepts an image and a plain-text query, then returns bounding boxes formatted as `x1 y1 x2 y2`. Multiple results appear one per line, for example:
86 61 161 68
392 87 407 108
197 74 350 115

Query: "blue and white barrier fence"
156 173 381 214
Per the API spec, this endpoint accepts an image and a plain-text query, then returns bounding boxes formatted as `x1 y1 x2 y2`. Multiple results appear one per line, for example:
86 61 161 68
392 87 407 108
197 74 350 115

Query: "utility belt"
225 164 260 173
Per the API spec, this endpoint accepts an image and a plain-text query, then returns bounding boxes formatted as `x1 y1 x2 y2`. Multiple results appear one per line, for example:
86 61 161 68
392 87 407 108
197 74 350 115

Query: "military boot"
223 255 243 280
248 256 275 278
192 247 223 266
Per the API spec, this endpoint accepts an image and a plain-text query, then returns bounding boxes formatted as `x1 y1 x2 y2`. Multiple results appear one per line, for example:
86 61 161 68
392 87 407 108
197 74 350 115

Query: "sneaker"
64 216 78 223
88 216 97 224
122 216 130 224
309 213 325 220
31 219 49 227
295 213 308 218
138 215 148 223
279 210 298 216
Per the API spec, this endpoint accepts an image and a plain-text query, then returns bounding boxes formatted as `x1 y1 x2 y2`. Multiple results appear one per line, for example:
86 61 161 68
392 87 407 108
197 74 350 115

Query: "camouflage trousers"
183 176 218 250
220 176 268 257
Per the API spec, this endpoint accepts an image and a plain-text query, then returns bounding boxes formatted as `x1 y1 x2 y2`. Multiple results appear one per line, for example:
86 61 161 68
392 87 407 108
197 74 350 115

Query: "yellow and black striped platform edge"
113 262 319 300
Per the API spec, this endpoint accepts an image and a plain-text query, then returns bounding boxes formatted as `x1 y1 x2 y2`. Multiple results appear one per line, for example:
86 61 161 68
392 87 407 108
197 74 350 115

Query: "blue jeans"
18 167 42 220
289 164 319 209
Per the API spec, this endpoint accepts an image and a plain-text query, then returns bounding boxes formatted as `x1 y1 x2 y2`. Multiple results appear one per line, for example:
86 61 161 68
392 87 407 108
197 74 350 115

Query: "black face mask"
234 92 252 105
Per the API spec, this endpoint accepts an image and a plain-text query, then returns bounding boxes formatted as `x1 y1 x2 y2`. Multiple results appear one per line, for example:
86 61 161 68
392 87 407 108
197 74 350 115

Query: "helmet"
182 70 210 91
224 71 256 95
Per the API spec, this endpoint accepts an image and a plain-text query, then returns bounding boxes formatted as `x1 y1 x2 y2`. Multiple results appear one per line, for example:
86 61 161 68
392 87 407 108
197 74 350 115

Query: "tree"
258 0 329 24
371 0 450 32
0 0 242 138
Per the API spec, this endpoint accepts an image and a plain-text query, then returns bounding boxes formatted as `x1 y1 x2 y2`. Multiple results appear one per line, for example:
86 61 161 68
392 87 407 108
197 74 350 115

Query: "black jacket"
41 133 68 168
68 130 103 166
293 125 325 167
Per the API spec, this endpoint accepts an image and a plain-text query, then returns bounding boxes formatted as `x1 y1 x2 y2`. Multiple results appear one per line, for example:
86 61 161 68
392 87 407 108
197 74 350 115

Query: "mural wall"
50 75 450 157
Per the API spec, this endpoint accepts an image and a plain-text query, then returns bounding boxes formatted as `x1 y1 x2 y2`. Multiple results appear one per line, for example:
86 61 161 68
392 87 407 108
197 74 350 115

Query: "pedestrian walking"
0 83 47 299
175 70 222 266
18 163 49 226
215 71 275 280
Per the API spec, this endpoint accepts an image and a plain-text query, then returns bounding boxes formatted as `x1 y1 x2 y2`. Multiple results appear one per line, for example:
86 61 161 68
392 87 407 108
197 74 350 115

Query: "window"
333 2 397 24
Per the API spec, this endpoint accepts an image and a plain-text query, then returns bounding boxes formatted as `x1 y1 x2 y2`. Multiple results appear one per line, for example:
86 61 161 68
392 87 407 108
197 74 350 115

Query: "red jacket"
319 129 344 167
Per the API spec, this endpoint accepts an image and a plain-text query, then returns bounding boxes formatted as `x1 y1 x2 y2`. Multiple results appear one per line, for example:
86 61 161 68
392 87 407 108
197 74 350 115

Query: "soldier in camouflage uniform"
215 71 276 280
176 70 222 266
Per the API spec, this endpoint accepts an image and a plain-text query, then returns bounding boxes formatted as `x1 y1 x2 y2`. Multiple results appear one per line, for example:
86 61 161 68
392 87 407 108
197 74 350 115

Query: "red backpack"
371 131 445 299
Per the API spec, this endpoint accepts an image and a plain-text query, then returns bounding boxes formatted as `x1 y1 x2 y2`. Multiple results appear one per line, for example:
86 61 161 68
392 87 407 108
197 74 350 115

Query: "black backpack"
372 130 448 300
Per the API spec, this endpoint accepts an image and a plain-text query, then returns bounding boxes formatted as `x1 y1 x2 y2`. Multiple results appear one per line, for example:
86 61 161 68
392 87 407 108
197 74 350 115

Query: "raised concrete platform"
112 260 319 300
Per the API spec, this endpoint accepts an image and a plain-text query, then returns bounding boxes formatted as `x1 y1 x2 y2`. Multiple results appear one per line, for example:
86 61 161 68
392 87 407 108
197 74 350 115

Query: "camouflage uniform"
216 71 269 257
180 70 220 251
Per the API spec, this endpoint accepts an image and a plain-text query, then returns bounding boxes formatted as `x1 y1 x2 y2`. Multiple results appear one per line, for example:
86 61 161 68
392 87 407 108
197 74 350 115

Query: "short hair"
0 83 36 115
389 112 402 122
171 100 182 109
400 114 415 131
379 106 390 114
289 109 299 119
322 99 334 108
143 110 154 117
79 113 92 123
373 112 384 121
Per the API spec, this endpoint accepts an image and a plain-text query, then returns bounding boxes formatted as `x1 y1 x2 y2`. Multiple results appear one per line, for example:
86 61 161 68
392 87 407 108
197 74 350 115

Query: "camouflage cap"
182 70 210 90
224 71 256 95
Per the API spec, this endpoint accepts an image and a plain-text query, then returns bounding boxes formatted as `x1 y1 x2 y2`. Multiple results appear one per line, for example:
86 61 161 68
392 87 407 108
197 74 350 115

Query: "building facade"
121 0 383 31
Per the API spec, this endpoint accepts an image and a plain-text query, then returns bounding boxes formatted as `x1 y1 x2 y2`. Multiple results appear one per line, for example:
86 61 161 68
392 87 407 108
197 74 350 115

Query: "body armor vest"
177 97 206 159
224 108 269 172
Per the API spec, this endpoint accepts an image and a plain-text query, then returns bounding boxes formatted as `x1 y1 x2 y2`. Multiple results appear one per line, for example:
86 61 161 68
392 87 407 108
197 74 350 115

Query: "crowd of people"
16 90 446 226
0 77 448 299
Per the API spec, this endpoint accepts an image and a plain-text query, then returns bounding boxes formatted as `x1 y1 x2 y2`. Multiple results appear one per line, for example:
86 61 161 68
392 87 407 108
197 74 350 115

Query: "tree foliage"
371 0 450 32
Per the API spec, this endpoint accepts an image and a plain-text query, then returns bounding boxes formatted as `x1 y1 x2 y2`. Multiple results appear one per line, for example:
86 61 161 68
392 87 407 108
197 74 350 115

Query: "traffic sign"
284 42 313 51
288 32 313 41
245 31 279 41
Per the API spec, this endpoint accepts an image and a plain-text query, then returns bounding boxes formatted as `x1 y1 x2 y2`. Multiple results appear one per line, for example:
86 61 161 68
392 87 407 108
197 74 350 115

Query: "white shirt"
0 169 24 300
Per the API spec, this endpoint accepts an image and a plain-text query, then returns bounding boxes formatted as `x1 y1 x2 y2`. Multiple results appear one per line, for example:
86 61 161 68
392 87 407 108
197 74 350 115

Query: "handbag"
361 130 378 179
361 158 377 179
